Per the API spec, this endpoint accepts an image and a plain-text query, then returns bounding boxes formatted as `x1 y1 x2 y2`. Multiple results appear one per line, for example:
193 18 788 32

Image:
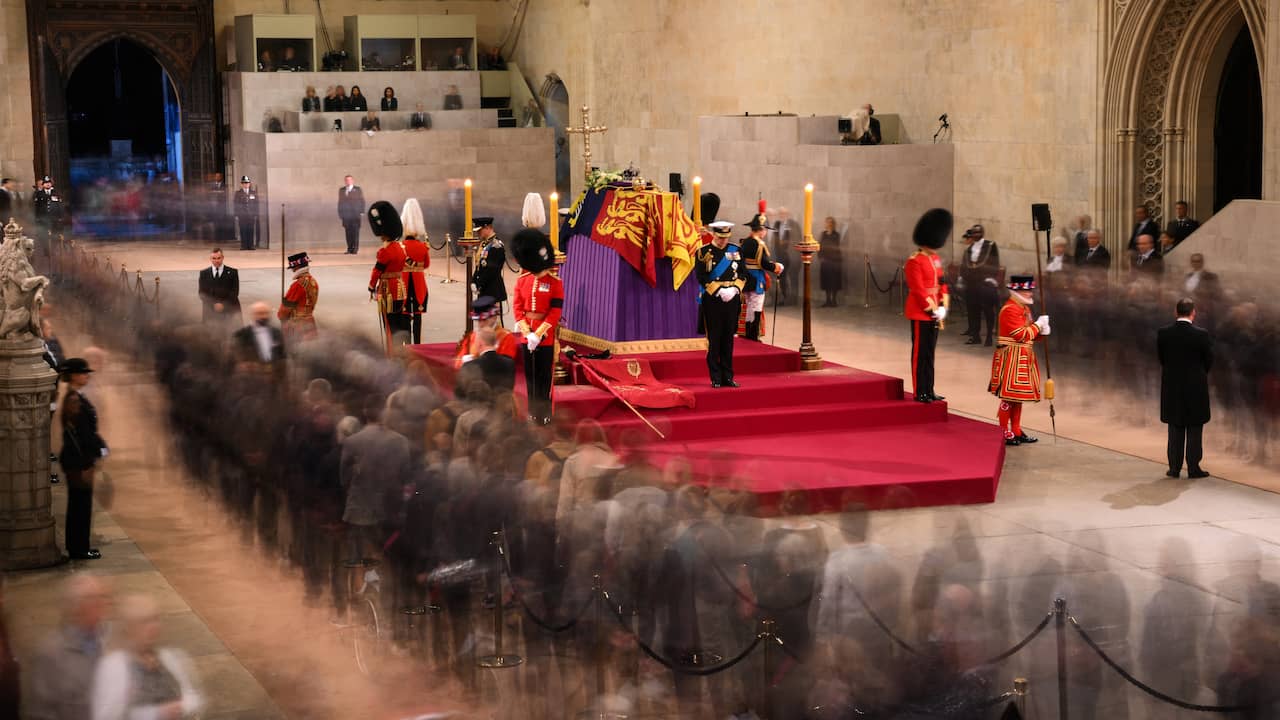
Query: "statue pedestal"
0 338 63 570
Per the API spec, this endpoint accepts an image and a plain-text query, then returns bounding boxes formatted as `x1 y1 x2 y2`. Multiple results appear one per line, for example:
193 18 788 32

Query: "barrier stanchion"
477 530 522 669
862 255 872 308
761 618 776 720
1014 677 1028 718
1055 597 1069 720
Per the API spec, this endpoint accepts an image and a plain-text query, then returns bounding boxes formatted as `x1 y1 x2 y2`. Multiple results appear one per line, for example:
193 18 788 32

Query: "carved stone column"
0 338 61 569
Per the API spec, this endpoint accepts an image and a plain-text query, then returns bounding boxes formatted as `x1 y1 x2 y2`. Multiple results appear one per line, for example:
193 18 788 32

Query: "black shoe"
914 394 933 403
1188 469 1211 479
1005 436 1021 446
984 337 993 347
724 380 740 388
1014 433 1038 444
711 381 722 388
965 337 981 345
1166 469 1181 478
70 549 102 560
929 393 946 401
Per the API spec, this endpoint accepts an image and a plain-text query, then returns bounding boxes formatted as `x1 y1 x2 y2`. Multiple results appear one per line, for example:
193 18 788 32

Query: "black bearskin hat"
512 228 556 273
701 193 721 225
367 200 403 239
912 208 953 249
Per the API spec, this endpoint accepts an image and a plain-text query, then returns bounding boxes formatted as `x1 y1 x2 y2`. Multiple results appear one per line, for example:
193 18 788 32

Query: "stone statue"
0 218 50 340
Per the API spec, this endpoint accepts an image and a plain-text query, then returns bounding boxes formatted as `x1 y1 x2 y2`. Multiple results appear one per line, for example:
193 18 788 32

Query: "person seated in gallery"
859 103 882 145
280 45 302 71
360 110 381 132
348 85 369 112
444 84 463 110
410 103 432 130
381 87 398 111
257 49 274 72
480 46 506 70
302 86 321 113
449 46 470 70
322 86 339 112
334 85 351 111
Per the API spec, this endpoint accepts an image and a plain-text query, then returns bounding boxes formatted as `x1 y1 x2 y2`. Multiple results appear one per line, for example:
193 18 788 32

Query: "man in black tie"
1079 229 1111 271
1167 200 1200 243
197 248 242 328
1127 205 1159 253
1158 298 1212 478
466 328 516 394
234 176 258 250
409 103 431 131
1131 234 1163 277
337 175 365 254
233 302 287 371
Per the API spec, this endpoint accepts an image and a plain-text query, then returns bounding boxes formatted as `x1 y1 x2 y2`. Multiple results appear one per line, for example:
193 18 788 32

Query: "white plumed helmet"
400 198 426 239
521 192 546 228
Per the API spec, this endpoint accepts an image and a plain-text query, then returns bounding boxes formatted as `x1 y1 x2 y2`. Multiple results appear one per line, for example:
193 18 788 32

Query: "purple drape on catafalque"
561 234 700 342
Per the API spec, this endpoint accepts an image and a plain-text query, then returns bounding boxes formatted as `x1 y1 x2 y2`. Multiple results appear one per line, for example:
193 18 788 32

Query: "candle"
691 176 702 226
804 183 814 239
549 192 560 252
463 178 473 238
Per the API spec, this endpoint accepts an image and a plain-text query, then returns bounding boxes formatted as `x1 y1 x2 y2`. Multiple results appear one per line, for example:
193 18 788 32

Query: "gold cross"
565 105 608 180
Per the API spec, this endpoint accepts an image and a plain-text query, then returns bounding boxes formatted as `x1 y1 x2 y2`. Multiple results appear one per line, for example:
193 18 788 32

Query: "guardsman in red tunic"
455 296 517 367
278 251 319 342
367 200 410 349
399 199 431 344
511 228 564 425
904 209 953 403
989 274 1050 445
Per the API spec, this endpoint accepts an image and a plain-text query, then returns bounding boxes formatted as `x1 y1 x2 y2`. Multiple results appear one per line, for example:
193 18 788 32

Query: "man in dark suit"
1079 229 1111 270
337 175 365 254
1131 234 1163 277
1167 200 1200 243
234 176 258 250
1128 205 1159 252
198 248 242 327
859 103 882 145
467 328 516 393
233 302 287 373
1158 298 1213 478
409 103 431 130
0 178 16 217
960 224 1000 345
1182 253 1222 329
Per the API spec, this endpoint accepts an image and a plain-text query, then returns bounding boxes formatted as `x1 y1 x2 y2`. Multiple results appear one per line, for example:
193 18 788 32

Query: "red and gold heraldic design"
579 357 696 409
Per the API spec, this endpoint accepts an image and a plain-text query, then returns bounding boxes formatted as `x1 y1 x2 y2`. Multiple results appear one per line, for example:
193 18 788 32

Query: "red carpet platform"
410 342 1005 512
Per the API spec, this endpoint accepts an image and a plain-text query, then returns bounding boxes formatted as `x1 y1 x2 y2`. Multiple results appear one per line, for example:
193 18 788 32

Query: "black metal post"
477 530 522 669
762 618 776 720
1055 598 1069 720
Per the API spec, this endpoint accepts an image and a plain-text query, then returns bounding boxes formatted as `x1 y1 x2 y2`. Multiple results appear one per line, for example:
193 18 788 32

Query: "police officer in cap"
470 216 507 310
234 176 259 250
32 176 64 237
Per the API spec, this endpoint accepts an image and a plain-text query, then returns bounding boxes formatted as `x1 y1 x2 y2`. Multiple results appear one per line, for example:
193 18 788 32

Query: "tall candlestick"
692 176 702 226
464 178 473 239
549 192 560 252
803 183 814 239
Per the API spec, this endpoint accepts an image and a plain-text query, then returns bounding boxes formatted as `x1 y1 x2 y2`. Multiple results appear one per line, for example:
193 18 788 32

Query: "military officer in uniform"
960 224 1000 346
695 221 746 387
470 216 507 314
32 176 65 238
367 200 410 349
400 199 431 344
234 176 259 250
905 209 952 403
512 228 564 424
989 275 1050 445
278 251 319 343
739 202 785 341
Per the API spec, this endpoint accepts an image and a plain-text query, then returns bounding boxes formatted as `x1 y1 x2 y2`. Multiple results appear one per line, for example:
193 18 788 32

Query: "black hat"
472 216 494 232
700 193 721 225
287 251 310 270
1008 274 1036 291
745 199 771 232
470 295 500 320
41 175 52 184
912 208 953 249
59 357 93 375
240 175 251 184
367 200 403 239
511 228 556 273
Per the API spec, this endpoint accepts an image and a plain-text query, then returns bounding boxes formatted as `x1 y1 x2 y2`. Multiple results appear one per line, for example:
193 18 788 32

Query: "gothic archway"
1098 0 1264 255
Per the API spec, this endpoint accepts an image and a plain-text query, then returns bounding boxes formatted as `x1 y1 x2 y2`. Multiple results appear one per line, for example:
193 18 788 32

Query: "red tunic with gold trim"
277 272 319 341
513 271 565 339
904 250 948 320
454 327 517 368
401 237 430 312
988 299 1044 402
368 240 408 313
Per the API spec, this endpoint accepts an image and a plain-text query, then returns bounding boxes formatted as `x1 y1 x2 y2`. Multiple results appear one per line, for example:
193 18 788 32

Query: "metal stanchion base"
440 278 459 284
477 653 524 669
575 711 627 720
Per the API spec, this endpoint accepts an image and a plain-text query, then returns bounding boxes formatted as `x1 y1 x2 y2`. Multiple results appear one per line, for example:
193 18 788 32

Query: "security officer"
695 221 746 388
960 224 1000 346
234 176 259 250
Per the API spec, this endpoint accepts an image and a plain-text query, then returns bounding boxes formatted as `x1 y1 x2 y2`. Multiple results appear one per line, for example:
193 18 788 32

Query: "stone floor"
10 238 1280 719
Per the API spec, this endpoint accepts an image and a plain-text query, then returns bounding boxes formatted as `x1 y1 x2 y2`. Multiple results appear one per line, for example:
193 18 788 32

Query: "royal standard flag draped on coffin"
563 183 702 290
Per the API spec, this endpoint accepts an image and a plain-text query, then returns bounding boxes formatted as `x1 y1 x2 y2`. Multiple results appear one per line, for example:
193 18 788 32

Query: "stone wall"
242 127 554 251
513 0 1098 275
0 0 34 191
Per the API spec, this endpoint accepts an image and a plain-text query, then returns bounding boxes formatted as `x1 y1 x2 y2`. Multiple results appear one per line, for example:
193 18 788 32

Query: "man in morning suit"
197 248 242 328
338 175 365 254
1158 298 1213 479
1079 229 1111 271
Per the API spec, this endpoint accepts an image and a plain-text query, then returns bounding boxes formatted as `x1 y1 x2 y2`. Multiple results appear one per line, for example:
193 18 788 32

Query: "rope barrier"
495 533 593 633
852 585 922 656
702 553 815 614
599 587 765 677
980 611 1053 666
867 263 900 294
1068 616 1253 713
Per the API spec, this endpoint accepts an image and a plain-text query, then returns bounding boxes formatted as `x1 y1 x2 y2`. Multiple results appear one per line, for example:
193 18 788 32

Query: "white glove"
933 306 948 322
716 287 738 303
526 333 541 351
460 354 474 363
1035 315 1051 335
774 262 785 275
984 278 998 286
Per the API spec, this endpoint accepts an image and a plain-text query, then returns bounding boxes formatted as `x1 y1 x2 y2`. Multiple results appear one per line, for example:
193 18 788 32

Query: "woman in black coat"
381 87 398 111
348 85 369 112
59 358 107 559
818 216 844 306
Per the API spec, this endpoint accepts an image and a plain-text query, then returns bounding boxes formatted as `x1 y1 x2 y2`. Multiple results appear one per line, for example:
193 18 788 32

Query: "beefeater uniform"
989 276 1048 444
401 236 430 344
279 254 319 342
